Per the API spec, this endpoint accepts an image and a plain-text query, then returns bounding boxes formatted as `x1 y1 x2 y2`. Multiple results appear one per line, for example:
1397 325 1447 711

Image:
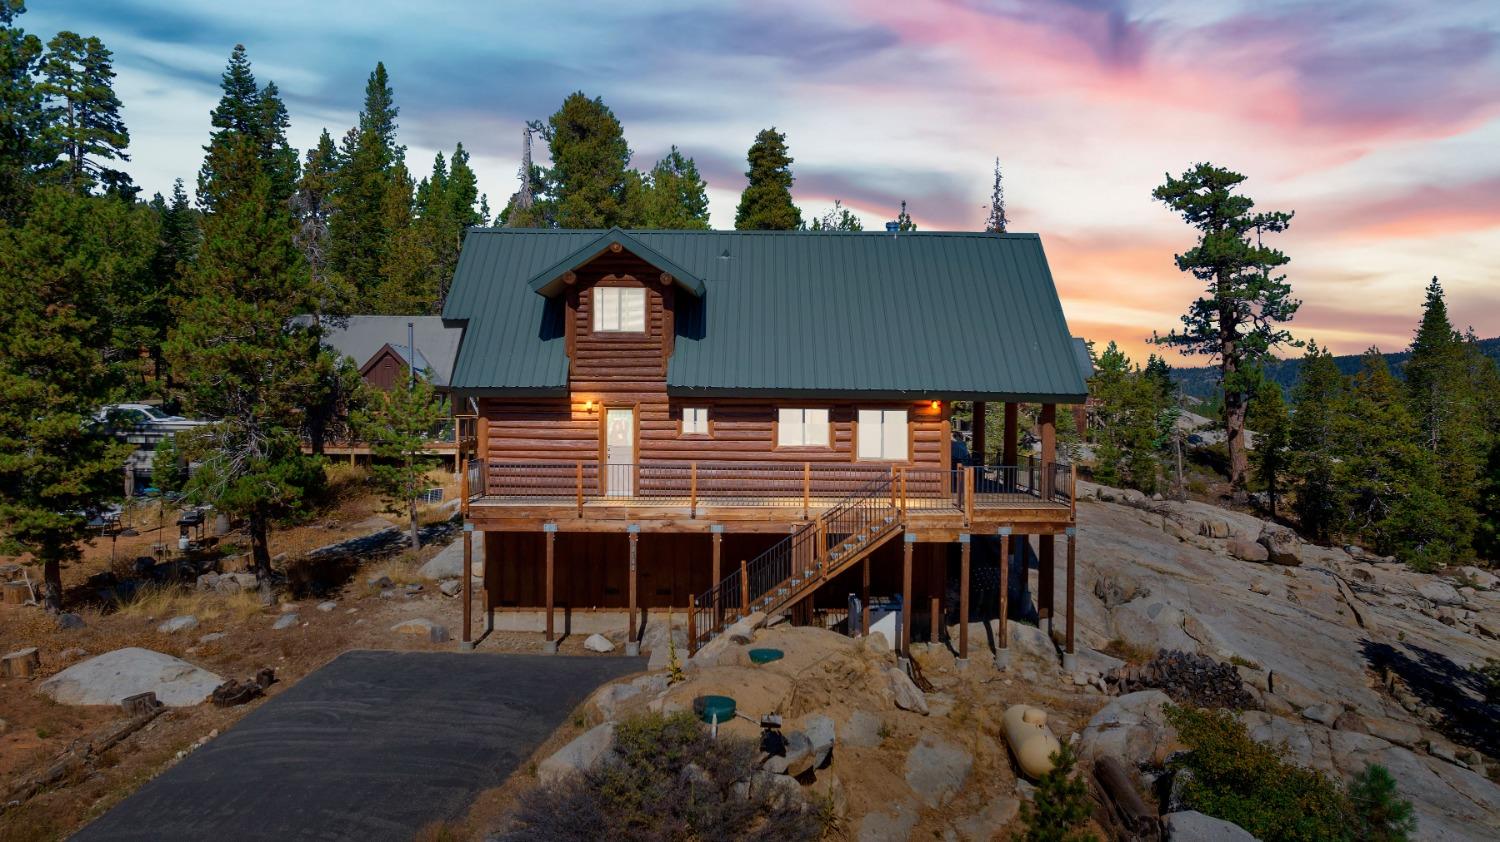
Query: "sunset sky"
31 0 1500 364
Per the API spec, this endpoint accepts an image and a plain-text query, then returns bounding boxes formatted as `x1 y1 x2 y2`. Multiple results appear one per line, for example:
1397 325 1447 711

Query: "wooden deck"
465 461 1075 535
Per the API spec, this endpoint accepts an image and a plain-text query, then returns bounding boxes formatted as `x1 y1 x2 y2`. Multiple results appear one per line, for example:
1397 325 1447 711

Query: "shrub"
498 711 830 842
1348 763 1416 842
1016 740 1096 842
1475 658 1500 704
1165 706 1419 842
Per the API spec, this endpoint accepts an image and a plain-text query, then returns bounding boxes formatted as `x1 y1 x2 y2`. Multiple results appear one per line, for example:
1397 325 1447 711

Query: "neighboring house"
317 315 463 391
311 316 465 466
442 228 1088 661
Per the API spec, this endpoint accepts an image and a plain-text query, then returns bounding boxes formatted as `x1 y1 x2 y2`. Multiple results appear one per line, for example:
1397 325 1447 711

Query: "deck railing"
470 459 1073 513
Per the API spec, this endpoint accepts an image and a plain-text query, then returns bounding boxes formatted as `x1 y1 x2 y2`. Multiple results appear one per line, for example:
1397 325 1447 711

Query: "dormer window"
593 287 646 333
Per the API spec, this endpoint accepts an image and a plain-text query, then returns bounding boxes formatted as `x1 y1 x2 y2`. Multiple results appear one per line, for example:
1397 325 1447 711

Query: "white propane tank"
1002 704 1063 779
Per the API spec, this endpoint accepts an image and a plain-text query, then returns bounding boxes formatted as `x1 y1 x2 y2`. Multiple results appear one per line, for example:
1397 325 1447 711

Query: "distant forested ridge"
1171 337 1500 400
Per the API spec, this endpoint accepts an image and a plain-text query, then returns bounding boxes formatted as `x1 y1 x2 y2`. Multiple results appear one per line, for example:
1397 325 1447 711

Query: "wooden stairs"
688 473 903 652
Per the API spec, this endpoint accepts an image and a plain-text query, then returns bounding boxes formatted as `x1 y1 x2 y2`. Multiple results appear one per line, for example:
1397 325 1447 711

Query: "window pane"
683 407 708 435
857 409 881 458
882 410 908 460
620 288 646 331
777 408 800 446
805 408 829 446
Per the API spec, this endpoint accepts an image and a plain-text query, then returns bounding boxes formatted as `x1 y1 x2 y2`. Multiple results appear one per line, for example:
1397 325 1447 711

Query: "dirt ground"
0 466 521 841
445 625 1112 841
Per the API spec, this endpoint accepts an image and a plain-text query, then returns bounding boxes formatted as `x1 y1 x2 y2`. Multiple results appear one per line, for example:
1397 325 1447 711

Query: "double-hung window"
681 407 710 436
777 408 830 447
593 287 646 332
857 409 909 460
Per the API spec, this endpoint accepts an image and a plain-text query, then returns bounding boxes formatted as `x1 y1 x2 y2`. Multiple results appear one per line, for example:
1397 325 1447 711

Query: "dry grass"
361 553 425 593
114 583 266 624
1102 637 1156 666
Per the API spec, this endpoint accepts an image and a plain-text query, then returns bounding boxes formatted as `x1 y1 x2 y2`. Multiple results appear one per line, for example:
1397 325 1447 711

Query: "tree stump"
2 581 30 605
1 647 40 678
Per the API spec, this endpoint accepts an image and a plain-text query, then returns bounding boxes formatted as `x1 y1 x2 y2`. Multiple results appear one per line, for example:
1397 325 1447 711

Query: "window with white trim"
592 286 646 332
777 408 830 447
857 409 909 460
682 407 709 435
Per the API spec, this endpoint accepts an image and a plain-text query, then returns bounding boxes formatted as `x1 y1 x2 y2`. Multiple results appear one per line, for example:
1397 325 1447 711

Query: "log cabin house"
443 227 1089 664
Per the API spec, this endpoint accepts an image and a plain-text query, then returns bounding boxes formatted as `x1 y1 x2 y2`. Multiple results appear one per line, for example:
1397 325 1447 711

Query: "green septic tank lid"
694 694 736 724
748 648 784 664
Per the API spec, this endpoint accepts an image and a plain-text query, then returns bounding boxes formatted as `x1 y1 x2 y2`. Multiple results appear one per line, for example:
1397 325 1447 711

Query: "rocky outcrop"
1162 810 1258 841
904 735 972 807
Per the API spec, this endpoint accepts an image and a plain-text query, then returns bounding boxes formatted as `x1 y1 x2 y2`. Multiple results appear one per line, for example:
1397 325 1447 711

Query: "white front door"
605 408 635 496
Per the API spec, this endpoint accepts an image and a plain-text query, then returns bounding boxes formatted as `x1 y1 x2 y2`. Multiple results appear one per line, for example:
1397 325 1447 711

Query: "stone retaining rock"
904 735 972 806
1162 810 1258 841
538 722 615 784
1228 539 1269 563
39 647 223 707
888 666 929 715
157 615 199 634
1077 690 1176 771
584 633 616 653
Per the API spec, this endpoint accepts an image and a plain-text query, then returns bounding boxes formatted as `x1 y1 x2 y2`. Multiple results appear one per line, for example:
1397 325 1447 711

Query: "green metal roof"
524 228 707 298
442 229 1088 402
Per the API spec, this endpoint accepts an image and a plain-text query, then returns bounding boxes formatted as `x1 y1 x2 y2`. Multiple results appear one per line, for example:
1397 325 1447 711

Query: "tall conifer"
735 127 801 230
37 31 130 195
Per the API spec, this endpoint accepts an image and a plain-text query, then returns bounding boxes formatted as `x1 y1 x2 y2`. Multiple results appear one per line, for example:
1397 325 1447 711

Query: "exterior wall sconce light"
929 400 941 411
583 399 596 412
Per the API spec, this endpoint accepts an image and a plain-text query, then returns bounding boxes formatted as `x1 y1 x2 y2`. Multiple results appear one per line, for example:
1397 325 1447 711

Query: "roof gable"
524 227 707 298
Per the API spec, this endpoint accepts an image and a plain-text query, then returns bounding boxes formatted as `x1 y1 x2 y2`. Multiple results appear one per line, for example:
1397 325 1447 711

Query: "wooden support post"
1040 403 1056 498
1003 402 1019 467
461 526 473 644
576 461 584 516
972 401 986 464
690 462 698 518
459 455 469 515
958 534 970 661
901 534 914 657
711 526 723 630
1 646 39 678
900 468 908 517
740 559 750 615
627 526 639 649
802 462 811 520
1066 528 1077 655
964 466 975 524
544 525 556 645
861 557 871 636
998 530 1011 650
1039 533 1055 622
929 547 941 645
477 414 489 493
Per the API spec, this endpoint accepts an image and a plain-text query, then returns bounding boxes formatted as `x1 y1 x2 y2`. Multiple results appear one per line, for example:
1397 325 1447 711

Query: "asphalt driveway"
72 649 641 841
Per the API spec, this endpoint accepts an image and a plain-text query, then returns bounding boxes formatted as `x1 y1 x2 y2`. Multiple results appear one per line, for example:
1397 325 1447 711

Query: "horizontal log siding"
479 251 953 495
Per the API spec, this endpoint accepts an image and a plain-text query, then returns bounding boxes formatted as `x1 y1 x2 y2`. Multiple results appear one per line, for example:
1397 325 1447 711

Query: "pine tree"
140 179 196 398
1016 741 1096 842
1152 163 1300 496
1087 342 1172 493
809 199 863 231
1476 441 1500 561
540 92 637 228
330 63 409 303
0 187 150 609
166 134 328 582
984 158 1008 232
37 31 130 195
353 375 445 549
292 129 340 298
734 127 801 230
1288 342 1343 540
1402 277 1487 560
197 45 298 213
1336 352 1449 562
1246 368 1290 516
500 126 547 228
0 1 46 220
640 146 709 229
1348 763 1416 842
896 200 917 231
